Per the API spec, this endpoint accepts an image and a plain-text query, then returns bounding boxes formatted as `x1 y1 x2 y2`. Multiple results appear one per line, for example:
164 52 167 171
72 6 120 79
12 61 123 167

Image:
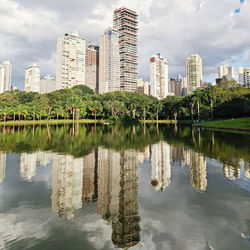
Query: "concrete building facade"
150 53 168 99
85 45 99 93
113 7 138 92
0 61 12 94
243 68 250 88
40 75 56 94
99 28 120 94
56 31 86 90
218 65 234 80
25 64 40 92
186 54 202 94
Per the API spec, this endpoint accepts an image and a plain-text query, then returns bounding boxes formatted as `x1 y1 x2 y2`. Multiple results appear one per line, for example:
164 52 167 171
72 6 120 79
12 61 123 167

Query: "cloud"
0 0 250 89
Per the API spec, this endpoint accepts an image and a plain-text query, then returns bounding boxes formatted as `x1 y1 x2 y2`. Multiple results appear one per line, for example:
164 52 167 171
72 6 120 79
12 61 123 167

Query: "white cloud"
0 0 250 88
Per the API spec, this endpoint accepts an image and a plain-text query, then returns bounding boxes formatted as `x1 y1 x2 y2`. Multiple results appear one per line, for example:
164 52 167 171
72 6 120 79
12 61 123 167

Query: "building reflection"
111 150 140 249
97 148 141 248
0 152 6 183
151 141 171 192
189 151 207 191
223 164 240 180
244 161 250 178
20 153 37 182
51 155 83 220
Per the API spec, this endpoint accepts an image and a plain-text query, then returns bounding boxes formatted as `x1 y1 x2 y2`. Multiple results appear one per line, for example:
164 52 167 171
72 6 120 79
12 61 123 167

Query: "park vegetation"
0 84 249 123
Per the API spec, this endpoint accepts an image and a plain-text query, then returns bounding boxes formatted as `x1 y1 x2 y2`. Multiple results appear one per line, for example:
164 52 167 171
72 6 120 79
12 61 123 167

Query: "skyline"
0 0 250 90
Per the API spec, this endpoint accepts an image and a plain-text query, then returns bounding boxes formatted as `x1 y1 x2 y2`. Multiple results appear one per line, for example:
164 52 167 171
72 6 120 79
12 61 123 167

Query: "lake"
0 123 249 250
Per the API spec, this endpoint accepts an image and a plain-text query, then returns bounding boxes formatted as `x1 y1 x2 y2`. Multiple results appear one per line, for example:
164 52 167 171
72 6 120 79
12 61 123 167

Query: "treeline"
0 85 249 122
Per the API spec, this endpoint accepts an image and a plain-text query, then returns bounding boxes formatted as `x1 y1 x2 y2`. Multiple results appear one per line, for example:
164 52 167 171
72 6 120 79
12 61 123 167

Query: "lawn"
197 118 250 131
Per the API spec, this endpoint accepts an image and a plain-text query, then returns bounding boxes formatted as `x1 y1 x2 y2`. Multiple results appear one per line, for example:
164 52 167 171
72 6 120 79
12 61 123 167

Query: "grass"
196 118 250 131
0 119 104 126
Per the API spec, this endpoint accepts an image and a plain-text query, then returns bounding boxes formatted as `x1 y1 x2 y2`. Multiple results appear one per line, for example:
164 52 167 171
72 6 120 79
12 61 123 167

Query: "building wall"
186 54 202 94
218 65 234 80
150 54 168 99
99 28 120 94
243 68 250 88
40 75 56 94
2 61 12 92
25 65 40 92
56 31 86 90
113 7 138 92
0 65 4 94
85 45 99 93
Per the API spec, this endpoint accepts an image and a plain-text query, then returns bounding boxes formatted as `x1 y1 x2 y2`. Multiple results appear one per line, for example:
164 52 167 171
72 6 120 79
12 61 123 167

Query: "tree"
88 100 103 121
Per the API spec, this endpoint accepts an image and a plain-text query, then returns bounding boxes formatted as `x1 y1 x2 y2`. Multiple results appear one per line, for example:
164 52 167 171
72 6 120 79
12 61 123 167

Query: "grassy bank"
0 119 104 126
195 118 250 131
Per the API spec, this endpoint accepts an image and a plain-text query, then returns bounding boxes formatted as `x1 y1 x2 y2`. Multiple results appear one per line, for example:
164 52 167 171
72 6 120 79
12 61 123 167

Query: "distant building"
218 65 234 80
137 78 150 95
25 64 40 92
186 54 202 94
99 28 120 94
150 53 168 99
243 68 250 88
56 31 86 90
0 61 12 94
169 78 183 96
40 75 56 94
238 67 244 85
85 45 99 93
113 7 138 92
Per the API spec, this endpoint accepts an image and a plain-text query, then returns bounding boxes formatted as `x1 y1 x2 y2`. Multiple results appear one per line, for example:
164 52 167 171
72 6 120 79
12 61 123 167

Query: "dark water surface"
0 124 249 250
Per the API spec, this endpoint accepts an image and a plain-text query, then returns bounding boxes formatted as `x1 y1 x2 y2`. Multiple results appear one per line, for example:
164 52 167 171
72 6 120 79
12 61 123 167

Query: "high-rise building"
0 65 4 94
186 54 202 94
137 78 150 95
218 65 234 80
56 31 86 90
40 74 56 94
113 7 138 92
0 61 12 94
243 68 250 88
25 64 40 92
85 45 99 93
238 66 244 85
99 28 120 94
150 53 169 99
2 61 12 92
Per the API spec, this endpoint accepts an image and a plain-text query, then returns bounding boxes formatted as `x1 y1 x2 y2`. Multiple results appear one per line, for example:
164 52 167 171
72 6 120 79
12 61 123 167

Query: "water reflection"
0 124 250 249
0 152 6 183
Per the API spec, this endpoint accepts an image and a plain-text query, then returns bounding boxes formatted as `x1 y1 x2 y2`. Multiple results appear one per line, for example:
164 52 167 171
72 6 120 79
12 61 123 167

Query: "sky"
0 0 250 90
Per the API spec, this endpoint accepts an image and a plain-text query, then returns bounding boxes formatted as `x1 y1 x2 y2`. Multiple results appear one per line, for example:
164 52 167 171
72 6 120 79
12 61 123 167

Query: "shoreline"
0 119 103 126
194 124 250 132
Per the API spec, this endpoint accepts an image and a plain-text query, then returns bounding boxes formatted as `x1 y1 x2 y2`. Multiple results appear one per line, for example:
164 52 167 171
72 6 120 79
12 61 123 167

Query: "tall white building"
56 31 86 90
186 54 202 93
0 65 4 94
238 67 244 85
99 28 120 94
218 65 234 80
40 75 56 94
25 64 40 92
150 53 169 100
243 68 250 88
0 61 12 94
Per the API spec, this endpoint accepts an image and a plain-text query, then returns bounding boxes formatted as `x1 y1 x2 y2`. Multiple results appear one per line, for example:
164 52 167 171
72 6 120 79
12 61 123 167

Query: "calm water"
0 124 249 250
